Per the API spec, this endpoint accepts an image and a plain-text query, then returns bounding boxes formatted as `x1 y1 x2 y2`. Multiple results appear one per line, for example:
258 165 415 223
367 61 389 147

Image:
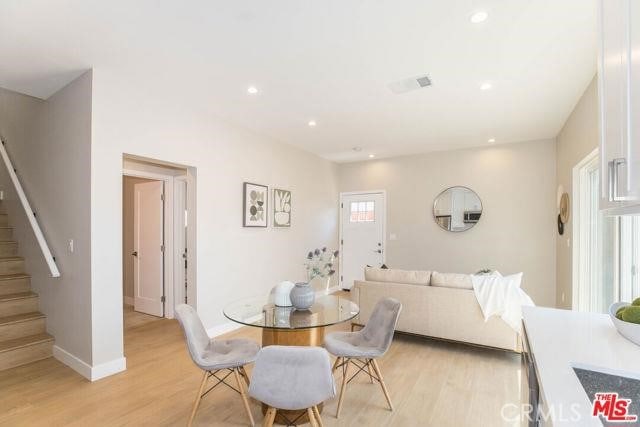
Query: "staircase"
0 206 53 370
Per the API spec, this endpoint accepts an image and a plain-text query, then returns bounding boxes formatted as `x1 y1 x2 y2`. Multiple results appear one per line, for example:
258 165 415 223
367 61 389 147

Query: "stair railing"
0 139 60 277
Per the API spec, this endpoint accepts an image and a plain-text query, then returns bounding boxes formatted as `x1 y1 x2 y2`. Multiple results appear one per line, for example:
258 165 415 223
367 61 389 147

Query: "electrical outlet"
561 292 565 303
389 233 398 241
68 239 74 253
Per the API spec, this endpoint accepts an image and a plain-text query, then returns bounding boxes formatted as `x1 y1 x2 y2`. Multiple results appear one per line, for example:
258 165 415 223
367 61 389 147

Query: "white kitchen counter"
523 306 640 426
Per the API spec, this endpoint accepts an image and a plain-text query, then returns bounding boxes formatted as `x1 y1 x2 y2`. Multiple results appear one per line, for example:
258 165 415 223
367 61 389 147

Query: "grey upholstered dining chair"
175 304 260 427
249 346 335 427
324 297 402 418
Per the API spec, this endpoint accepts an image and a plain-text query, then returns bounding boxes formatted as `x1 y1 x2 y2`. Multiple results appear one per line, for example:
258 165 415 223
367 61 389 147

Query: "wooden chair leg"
307 408 318 427
366 360 374 383
336 358 351 418
188 371 209 427
262 407 276 427
332 356 342 373
233 368 255 426
239 365 251 387
312 406 324 427
371 359 393 411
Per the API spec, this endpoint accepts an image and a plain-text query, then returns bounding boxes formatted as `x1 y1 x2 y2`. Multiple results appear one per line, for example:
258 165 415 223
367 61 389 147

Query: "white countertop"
523 306 640 427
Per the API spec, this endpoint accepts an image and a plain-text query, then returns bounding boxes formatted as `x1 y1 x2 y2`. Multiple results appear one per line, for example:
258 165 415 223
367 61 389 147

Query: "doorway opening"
339 191 386 290
122 155 196 335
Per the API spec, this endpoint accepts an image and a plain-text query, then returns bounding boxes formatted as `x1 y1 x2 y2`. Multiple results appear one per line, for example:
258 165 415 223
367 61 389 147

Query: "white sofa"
351 267 521 352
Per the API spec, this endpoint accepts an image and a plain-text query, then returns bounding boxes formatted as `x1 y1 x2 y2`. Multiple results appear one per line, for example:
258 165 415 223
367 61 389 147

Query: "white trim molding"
53 345 127 381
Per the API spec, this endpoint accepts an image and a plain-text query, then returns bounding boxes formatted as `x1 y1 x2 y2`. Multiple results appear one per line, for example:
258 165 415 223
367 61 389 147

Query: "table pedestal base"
260 327 326 425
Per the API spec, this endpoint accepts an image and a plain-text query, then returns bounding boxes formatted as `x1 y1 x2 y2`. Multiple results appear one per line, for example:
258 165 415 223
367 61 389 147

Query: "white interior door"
133 181 165 317
340 192 385 290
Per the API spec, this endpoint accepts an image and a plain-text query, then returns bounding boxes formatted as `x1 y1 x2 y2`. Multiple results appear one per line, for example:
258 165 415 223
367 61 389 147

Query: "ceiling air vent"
388 74 432 94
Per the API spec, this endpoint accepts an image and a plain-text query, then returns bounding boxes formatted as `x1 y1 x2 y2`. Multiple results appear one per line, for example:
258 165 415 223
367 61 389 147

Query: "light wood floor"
0 306 523 426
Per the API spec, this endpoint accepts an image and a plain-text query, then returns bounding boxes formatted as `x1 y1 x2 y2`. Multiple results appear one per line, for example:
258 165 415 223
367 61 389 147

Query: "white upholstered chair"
249 346 335 427
175 304 260 426
324 297 402 417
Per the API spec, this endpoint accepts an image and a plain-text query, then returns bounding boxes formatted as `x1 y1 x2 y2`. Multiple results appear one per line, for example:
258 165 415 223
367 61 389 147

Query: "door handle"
132 251 138 257
609 158 632 202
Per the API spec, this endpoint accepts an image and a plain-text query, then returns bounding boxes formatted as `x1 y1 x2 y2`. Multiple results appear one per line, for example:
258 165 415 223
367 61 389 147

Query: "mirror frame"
432 186 483 232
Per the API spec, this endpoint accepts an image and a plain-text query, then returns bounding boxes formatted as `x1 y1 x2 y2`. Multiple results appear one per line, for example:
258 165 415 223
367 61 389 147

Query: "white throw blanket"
471 272 534 333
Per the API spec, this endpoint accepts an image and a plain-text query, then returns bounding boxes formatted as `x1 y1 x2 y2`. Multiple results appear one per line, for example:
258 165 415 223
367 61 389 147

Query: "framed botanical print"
273 188 291 227
243 182 268 227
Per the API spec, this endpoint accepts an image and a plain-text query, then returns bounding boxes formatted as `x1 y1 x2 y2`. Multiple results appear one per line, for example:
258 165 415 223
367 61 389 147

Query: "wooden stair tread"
0 241 17 245
0 312 45 326
0 333 53 353
0 273 30 281
0 291 37 302
0 256 23 261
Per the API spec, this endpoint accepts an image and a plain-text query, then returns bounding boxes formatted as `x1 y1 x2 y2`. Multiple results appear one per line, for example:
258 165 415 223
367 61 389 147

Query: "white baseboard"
207 321 243 338
91 357 127 381
124 296 134 306
327 286 342 294
53 345 127 382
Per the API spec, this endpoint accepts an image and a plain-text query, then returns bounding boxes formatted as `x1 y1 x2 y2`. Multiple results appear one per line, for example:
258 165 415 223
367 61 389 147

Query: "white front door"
133 181 165 317
340 192 385 290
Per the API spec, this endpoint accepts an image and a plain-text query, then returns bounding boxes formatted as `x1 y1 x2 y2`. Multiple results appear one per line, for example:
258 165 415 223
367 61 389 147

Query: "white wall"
555 77 599 309
0 72 93 364
90 70 340 367
338 140 557 307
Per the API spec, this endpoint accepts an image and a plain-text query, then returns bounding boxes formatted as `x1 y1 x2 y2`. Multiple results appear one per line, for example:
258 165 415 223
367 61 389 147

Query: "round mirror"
433 186 482 232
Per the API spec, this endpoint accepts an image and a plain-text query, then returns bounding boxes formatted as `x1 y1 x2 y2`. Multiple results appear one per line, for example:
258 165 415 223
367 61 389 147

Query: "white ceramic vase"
289 282 315 310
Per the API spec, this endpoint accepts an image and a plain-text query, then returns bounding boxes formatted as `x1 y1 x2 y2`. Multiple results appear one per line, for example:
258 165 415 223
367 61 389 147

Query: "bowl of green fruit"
609 299 640 346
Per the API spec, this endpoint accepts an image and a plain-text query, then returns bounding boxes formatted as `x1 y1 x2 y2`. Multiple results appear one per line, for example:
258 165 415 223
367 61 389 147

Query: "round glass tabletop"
223 294 359 330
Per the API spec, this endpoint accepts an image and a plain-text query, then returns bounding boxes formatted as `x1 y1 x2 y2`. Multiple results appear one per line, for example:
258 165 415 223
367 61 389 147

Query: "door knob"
132 251 138 257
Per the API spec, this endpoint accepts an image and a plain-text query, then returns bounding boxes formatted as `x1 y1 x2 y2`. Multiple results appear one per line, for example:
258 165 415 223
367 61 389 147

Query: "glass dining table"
224 294 360 424
223 293 360 347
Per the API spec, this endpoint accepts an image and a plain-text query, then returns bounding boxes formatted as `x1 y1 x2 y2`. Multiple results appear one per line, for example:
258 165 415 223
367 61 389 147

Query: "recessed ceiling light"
352 146 362 152
480 82 492 91
488 138 496 143
470 11 488 24
247 86 258 94
368 154 375 158
308 120 317 127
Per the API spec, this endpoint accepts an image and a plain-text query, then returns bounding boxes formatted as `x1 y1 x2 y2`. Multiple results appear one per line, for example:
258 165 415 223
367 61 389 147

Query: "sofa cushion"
364 267 431 285
431 271 473 290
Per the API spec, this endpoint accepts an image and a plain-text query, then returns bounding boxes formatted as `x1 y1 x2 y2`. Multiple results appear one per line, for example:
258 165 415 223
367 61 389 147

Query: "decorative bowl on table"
609 302 640 346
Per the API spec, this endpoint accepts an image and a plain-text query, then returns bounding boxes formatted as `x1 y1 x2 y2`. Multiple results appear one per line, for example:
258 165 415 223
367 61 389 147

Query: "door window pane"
349 201 375 223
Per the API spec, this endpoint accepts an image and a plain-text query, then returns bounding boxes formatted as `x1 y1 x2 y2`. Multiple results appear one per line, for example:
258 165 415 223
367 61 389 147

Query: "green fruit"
632 297 640 307
616 306 628 320
621 306 640 324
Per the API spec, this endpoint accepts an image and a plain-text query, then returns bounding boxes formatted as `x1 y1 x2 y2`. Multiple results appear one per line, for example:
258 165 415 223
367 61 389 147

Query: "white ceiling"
0 0 597 162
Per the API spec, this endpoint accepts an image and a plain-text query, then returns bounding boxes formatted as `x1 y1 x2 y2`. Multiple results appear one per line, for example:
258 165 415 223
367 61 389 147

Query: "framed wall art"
243 182 268 227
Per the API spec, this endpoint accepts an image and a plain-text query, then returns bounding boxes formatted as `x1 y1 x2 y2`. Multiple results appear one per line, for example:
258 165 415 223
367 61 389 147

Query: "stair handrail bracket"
0 139 60 278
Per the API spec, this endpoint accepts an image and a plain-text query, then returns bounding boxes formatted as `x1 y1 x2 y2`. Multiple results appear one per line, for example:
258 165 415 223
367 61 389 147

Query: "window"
350 201 375 222
574 150 640 313
620 216 640 302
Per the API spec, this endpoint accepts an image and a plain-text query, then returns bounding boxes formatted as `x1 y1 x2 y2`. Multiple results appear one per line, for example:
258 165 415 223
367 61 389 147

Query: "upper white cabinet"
598 0 640 212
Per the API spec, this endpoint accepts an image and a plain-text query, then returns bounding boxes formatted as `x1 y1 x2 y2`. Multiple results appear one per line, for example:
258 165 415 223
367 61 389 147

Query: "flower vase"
310 275 331 295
